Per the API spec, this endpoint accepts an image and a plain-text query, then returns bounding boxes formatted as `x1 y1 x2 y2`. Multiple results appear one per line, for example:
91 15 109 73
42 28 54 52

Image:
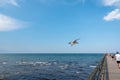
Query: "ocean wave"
16 61 52 66
0 61 7 65
89 65 96 68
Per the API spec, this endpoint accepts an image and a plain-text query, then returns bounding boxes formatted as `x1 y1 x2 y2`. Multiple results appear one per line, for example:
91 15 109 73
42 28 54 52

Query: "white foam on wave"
89 65 96 68
16 61 28 65
16 61 51 66
53 62 57 65
76 71 80 74
35 62 51 66
2 62 7 64
59 64 69 70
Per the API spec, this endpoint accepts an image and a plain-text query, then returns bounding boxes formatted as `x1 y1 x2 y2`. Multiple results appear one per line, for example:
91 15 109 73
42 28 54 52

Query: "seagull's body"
68 39 79 46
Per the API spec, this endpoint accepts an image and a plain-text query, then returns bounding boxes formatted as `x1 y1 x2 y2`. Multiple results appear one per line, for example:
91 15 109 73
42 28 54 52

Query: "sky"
0 0 120 53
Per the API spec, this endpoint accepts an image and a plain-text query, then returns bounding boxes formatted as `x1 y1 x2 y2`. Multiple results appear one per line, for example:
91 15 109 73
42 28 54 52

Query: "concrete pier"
106 56 120 80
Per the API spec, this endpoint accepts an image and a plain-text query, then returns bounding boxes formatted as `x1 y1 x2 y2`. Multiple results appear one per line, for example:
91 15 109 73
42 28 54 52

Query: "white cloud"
0 0 19 7
103 0 120 7
102 0 120 21
103 0 120 6
0 14 26 31
104 9 120 21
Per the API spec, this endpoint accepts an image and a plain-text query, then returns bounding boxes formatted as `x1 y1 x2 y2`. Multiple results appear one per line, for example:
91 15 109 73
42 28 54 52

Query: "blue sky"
0 0 120 53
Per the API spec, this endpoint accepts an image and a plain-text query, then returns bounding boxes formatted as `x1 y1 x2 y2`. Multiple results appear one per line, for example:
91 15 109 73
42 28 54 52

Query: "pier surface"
106 56 120 80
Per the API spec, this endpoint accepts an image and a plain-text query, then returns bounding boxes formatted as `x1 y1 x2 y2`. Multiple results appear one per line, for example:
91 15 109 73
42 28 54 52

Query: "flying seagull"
68 39 79 46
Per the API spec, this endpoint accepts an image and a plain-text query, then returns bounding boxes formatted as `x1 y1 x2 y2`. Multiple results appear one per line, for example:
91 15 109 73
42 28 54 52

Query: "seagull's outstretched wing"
68 39 80 46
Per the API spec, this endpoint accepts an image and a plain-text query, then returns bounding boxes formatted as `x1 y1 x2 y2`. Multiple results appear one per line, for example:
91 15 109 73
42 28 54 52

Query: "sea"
0 53 103 80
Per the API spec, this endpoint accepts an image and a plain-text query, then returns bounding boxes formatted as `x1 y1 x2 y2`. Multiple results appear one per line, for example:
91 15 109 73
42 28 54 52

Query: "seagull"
68 39 79 46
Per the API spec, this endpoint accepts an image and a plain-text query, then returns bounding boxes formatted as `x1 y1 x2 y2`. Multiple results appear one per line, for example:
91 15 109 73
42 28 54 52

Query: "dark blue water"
0 53 103 80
